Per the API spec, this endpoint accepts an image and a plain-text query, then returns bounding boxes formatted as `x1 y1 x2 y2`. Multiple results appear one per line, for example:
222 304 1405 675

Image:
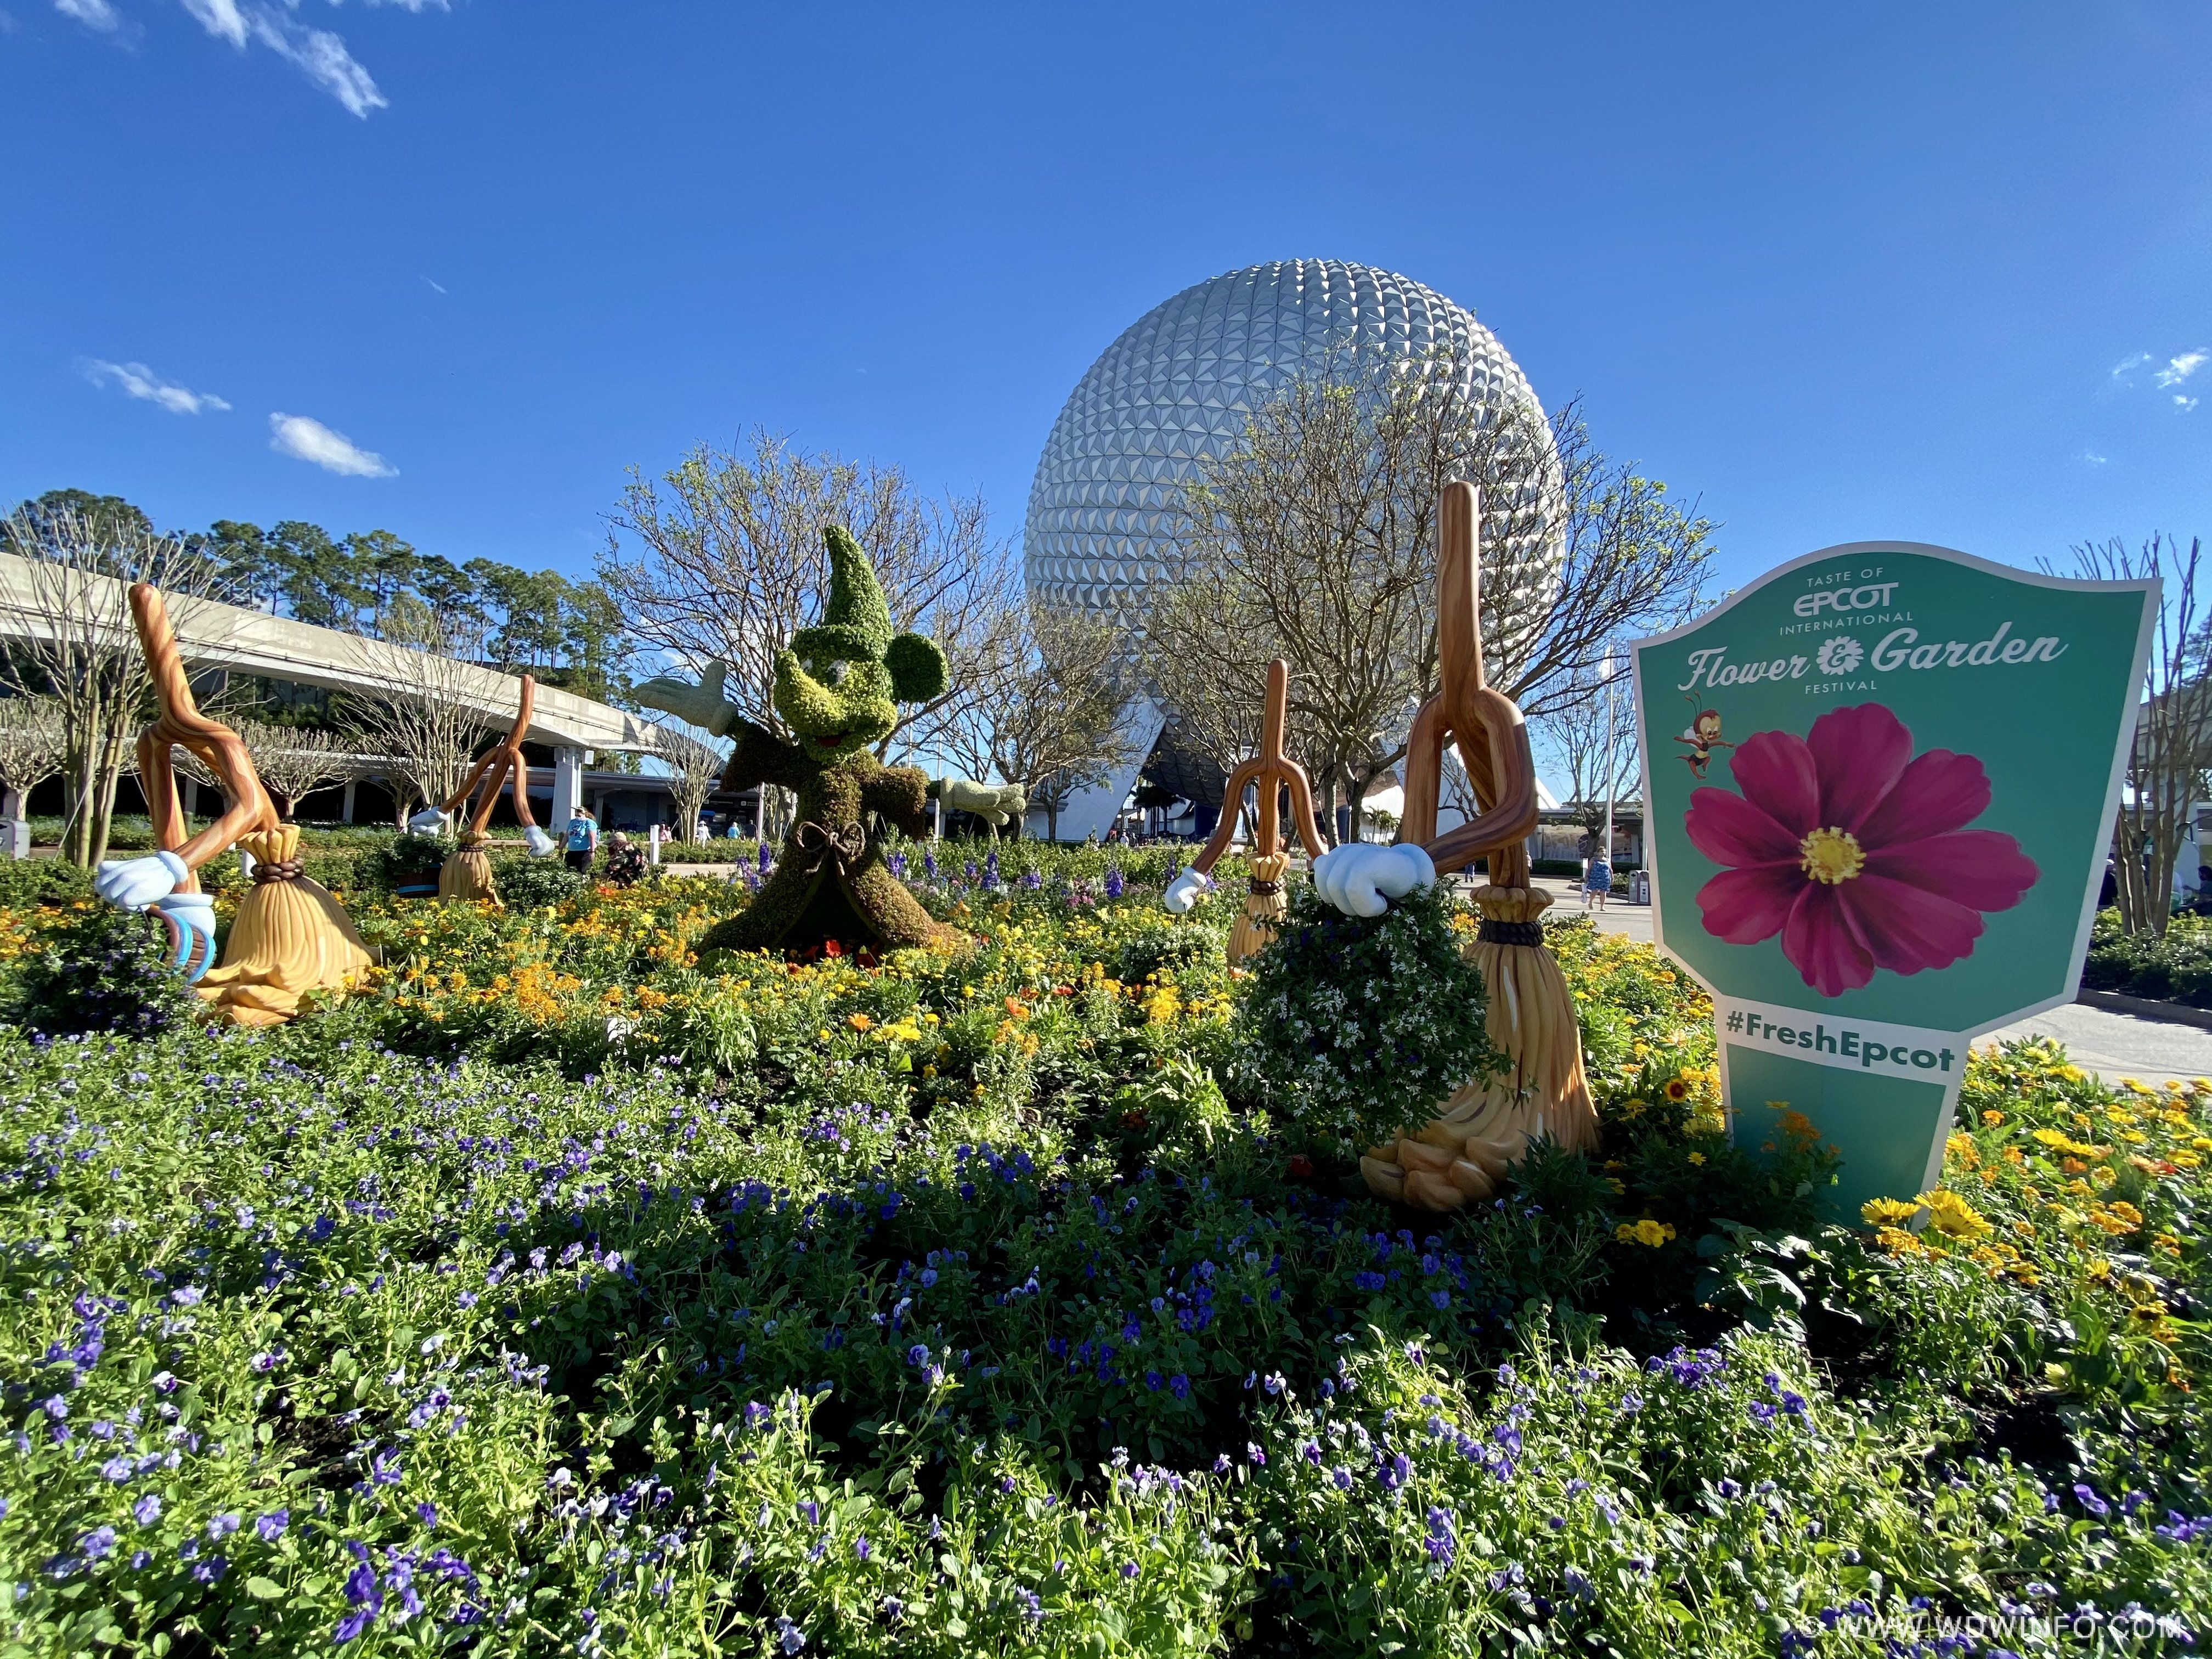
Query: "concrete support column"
1 785 25 861
341 780 357 825
551 746 584 828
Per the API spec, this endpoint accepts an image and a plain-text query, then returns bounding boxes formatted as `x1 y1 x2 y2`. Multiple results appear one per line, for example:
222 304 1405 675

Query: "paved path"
1522 877 2212 1089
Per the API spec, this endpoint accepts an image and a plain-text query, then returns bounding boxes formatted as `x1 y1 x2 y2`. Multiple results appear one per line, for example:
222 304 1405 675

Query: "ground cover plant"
0 851 2203 1656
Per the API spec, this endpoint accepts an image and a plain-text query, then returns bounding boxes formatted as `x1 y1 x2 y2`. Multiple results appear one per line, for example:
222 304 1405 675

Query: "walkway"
1525 877 2212 1090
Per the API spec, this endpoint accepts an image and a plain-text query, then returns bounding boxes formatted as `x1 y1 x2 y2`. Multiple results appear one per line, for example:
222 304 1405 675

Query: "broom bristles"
438 845 503 906
1359 882 1596 1207
198 826 375 1026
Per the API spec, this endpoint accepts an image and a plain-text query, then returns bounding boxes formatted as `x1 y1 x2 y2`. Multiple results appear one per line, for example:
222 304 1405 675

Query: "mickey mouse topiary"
635 526 962 957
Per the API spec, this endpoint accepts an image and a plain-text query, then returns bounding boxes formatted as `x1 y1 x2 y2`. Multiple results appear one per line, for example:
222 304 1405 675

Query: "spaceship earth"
1023 259 1562 645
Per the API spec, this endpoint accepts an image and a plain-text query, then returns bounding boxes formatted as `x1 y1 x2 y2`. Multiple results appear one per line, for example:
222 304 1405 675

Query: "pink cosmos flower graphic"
1684 702 2038 997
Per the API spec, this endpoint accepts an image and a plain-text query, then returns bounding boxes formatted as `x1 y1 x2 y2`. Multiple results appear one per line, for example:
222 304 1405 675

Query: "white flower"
1816 637 1864 675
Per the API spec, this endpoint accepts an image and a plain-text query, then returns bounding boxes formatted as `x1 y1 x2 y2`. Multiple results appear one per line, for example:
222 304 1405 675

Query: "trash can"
1628 870 1651 906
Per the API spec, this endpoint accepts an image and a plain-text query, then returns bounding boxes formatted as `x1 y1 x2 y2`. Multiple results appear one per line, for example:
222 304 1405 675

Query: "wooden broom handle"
129 584 277 874
1395 481 1541 871
442 674 539 834
1188 659 1327 876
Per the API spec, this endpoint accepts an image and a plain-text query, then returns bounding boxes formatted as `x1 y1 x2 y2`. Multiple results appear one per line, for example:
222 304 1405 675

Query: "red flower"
1684 703 2038 996
1286 1154 1316 1182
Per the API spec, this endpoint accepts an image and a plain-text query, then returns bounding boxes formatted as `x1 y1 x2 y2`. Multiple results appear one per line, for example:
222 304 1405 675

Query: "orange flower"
847 1012 873 1031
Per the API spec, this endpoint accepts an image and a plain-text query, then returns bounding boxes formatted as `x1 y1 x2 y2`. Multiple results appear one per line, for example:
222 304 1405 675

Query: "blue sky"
4 1 2208 592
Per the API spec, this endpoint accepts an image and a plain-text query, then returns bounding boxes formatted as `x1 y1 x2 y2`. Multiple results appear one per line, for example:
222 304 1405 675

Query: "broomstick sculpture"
1163 659 1327 963
407 675 557 904
1312 481 1599 1211
93 584 375 1026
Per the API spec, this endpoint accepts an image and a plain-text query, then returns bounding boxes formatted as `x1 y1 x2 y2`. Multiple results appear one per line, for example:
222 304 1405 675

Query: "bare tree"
0 504 231 865
339 613 494 819
936 602 1137 840
600 429 1019 752
1537 661 1637 833
2076 533 2211 936
240 724 352 821
656 722 730 843
1149 348 1714 843
0 695 67 821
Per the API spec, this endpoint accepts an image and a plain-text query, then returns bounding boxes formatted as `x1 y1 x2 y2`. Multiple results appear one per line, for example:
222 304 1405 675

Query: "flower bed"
0 860 2203 1654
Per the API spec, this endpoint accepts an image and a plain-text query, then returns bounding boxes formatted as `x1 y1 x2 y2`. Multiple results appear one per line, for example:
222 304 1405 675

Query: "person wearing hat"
562 805 599 875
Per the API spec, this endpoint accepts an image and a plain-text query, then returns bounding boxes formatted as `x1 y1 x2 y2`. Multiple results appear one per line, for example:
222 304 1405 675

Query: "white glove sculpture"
94 849 189 912
634 661 749 738
154 891 218 980
523 826 557 858
407 807 447 836
1162 867 1212 915
1310 843 1436 918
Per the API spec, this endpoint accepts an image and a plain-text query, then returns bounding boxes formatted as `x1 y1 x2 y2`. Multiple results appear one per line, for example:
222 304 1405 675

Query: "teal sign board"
1629 543 2155 1218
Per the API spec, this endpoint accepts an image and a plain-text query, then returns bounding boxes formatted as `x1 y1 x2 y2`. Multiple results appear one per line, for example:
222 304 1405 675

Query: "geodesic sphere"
1023 259 1561 650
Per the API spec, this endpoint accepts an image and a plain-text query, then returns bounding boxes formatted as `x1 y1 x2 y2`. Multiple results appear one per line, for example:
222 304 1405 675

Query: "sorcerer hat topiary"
791 526 894 664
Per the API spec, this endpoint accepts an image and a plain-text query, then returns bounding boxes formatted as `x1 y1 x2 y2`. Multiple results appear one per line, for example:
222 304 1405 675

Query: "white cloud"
82 359 230 414
268 412 396 477
2177 396 2201 414
2078 448 2108 466
2154 351 2208 388
177 0 385 116
362 0 448 10
2111 351 2151 380
177 0 245 46
420 275 446 295
54 0 121 30
247 7 383 115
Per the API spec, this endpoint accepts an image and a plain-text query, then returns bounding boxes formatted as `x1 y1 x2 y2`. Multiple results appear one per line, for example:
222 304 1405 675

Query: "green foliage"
490 854 590 909
0 858 93 908
884 630 950 703
363 831 452 889
2084 907 2212 1005
0 870 2205 1654
1233 882 1499 1156
3 902 199 1037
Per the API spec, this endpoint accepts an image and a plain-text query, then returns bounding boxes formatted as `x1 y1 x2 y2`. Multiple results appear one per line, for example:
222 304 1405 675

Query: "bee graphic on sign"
1675 693 1734 779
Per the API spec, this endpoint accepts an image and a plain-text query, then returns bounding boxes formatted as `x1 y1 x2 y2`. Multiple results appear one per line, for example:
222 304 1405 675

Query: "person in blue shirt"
563 808 599 874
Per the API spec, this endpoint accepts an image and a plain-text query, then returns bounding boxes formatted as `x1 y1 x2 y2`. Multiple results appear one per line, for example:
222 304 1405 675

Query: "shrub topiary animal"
635 526 963 957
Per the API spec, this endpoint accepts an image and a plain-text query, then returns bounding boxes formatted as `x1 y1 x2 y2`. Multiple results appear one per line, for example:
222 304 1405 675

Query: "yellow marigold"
1946 1133 1980 1168
1981 1109 2006 1127
1861 1197 1923 1228
1921 1189 1993 1240
1613 1218 1677 1248
1875 1226 1924 1256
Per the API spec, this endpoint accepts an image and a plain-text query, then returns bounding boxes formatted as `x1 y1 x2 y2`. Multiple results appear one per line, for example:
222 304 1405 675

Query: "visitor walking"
1583 853 1612 913
563 806 599 875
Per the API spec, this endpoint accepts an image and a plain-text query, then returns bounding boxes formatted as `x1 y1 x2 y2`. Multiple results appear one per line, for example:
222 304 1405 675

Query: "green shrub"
489 855 589 909
1233 882 1499 1156
361 831 452 890
2083 909 2212 1005
0 858 93 907
3 902 199 1037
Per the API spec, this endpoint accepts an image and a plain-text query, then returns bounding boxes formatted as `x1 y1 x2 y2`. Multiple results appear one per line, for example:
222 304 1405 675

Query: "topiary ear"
884 633 948 703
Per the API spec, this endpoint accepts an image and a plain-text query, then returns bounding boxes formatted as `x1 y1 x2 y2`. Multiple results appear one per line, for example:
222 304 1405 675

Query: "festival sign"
1629 542 2157 1219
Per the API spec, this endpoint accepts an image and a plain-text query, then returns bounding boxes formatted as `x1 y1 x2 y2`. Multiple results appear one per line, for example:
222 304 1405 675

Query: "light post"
1600 648 1622 885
